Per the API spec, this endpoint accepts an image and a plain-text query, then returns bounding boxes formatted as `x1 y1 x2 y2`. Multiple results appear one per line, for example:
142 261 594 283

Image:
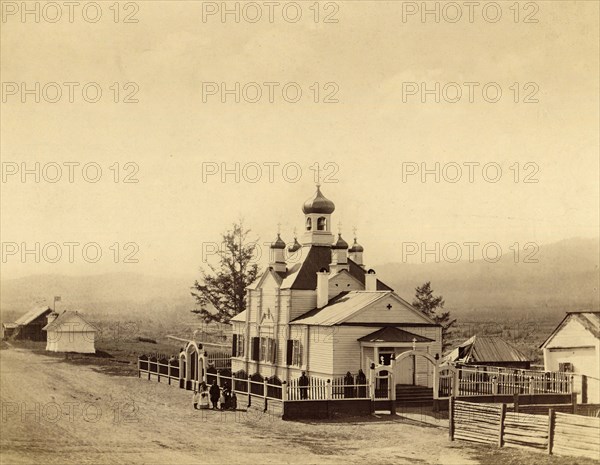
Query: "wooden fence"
450 399 600 459
287 375 370 401
439 365 572 398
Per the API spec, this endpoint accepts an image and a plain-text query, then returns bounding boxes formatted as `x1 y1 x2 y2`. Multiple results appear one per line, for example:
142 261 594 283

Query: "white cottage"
43 310 98 354
540 311 600 403
230 185 442 391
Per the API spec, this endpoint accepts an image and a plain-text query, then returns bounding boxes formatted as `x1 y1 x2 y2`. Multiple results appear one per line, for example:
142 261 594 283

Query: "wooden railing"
439 364 572 398
286 375 370 401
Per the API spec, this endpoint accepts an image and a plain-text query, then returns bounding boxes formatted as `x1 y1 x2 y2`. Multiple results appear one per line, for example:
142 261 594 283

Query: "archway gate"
369 350 441 401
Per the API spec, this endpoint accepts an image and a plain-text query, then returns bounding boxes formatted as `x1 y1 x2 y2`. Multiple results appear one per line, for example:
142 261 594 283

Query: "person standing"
199 381 210 410
209 380 220 409
298 371 309 400
192 390 200 410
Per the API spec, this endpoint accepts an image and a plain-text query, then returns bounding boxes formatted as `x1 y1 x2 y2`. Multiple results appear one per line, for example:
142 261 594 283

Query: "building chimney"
46 311 58 325
316 269 330 308
365 269 377 291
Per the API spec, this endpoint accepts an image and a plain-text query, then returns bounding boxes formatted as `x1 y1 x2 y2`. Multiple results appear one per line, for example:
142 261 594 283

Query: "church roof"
279 245 393 291
357 327 434 343
290 291 391 326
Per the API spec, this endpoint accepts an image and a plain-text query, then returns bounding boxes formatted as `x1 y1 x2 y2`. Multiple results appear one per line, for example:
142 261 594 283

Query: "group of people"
193 380 237 411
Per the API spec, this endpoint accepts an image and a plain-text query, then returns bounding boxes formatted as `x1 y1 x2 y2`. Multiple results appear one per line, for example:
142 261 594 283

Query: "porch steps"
395 384 434 406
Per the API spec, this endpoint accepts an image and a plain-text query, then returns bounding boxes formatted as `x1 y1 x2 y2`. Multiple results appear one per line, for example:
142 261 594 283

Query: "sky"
1 0 599 279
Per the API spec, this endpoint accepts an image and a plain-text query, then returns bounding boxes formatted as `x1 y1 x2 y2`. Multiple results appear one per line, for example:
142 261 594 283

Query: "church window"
317 217 327 231
259 337 276 363
306 217 312 231
286 340 302 367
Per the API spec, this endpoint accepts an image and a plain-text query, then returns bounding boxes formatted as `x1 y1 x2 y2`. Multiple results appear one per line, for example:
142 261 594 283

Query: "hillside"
1 238 598 323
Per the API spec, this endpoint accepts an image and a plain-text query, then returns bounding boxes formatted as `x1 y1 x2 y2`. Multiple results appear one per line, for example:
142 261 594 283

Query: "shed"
2 306 53 341
444 335 531 369
43 311 98 354
540 311 599 403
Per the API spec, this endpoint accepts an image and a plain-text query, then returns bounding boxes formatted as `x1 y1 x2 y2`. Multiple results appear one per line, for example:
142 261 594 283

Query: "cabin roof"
43 311 99 332
539 311 600 349
357 326 434 343
14 306 53 326
446 335 530 363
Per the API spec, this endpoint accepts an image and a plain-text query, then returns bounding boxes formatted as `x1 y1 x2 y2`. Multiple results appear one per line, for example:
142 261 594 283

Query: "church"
230 185 442 389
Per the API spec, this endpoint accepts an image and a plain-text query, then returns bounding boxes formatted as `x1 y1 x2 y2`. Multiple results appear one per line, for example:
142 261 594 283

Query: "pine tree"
412 281 456 351
191 221 260 323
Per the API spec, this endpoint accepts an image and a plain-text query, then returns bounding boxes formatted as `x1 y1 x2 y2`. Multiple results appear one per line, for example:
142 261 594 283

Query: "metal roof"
357 326 434 343
14 306 52 326
290 291 391 326
447 336 530 363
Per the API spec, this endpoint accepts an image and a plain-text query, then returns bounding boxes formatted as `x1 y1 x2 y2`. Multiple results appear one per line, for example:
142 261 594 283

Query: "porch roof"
357 326 434 343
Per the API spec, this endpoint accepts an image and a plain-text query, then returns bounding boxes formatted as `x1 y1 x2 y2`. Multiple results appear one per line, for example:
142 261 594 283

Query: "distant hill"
0 272 193 321
375 237 599 320
1 238 598 323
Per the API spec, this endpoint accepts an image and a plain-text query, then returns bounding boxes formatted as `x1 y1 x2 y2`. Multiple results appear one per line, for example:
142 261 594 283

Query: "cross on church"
277 222 281 234
337 221 342 234
386 303 393 310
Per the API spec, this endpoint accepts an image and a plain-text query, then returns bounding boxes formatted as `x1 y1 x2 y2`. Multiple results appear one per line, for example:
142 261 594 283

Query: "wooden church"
230 186 442 389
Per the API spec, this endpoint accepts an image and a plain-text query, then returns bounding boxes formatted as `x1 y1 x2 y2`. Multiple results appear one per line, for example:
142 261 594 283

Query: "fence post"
529 376 535 395
217 369 221 388
498 403 507 447
453 368 460 397
263 378 268 413
247 375 252 408
282 381 288 401
449 397 455 441
492 376 498 395
138 358 141 378
513 393 519 413
570 391 577 413
168 362 171 385
547 408 555 455
326 379 332 400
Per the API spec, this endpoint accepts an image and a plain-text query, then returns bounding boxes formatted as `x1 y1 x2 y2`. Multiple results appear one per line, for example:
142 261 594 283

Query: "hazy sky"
1 0 598 279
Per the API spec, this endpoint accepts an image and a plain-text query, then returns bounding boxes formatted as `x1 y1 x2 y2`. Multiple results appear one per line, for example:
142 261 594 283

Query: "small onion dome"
288 237 302 253
271 234 286 249
302 185 335 214
332 234 349 250
349 238 364 253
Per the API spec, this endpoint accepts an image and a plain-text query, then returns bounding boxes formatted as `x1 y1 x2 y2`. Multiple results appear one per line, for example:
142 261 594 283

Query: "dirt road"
1 347 478 465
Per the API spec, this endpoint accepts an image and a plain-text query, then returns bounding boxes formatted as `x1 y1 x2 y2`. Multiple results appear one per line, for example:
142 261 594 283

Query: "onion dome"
288 237 302 253
302 185 335 214
270 234 286 249
332 234 349 250
349 238 364 253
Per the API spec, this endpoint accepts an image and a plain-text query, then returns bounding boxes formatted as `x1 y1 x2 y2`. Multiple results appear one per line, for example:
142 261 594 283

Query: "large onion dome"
302 185 335 214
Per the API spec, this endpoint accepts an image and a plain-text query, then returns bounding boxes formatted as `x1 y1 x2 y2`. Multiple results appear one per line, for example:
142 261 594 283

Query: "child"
192 390 199 410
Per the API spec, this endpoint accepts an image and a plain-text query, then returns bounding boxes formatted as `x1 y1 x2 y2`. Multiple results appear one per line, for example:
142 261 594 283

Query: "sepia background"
1 0 598 316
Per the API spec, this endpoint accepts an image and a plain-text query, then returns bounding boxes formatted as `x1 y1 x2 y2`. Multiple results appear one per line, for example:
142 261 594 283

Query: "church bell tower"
301 184 335 247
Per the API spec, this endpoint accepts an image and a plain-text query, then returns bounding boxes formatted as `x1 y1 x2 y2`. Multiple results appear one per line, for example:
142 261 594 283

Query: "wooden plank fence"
287 375 370 401
450 399 600 459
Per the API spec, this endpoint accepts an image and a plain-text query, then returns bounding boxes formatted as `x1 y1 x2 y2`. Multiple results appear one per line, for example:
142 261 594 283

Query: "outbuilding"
444 335 532 369
43 310 98 354
540 311 599 403
2 306 53 341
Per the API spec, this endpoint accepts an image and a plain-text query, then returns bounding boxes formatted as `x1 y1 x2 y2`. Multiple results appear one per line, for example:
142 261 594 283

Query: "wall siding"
307 325 334 375
289 290 317 321
328 272 363 300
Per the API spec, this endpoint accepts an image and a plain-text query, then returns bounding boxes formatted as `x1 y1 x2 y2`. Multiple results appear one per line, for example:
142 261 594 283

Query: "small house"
2 306 53 341
43 310 98 354
540 311 599 403
444 335 531 369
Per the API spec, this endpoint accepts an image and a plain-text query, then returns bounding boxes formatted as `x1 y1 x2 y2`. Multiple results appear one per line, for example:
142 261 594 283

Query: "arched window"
306 217 312 231
317 217 327 231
